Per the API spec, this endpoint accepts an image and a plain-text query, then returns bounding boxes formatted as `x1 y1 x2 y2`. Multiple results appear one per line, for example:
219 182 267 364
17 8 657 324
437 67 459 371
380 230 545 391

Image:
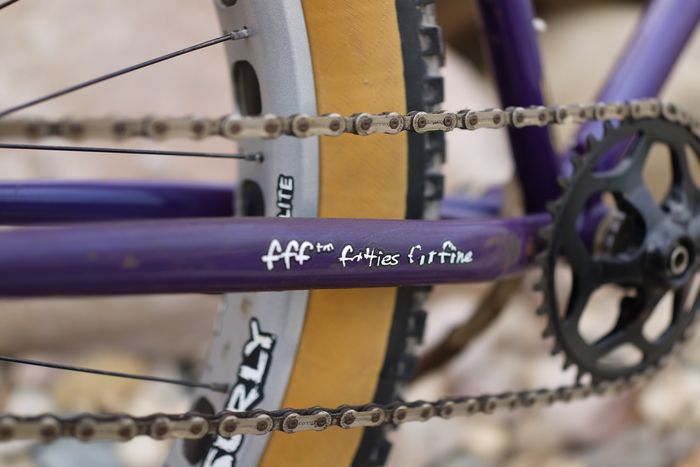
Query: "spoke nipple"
246 153 264 162
230 28 250 40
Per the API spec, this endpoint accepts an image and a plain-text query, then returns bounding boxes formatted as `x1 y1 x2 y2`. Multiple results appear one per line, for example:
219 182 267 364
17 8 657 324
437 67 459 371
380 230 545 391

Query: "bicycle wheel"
165 1 446 466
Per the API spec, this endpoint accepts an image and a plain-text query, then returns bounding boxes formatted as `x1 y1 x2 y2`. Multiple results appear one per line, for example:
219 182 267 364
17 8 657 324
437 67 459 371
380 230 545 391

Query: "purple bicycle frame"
0 0 698 297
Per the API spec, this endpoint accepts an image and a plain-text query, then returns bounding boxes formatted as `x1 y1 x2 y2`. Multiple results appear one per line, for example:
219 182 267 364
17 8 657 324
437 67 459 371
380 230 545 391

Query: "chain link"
0 98 698 442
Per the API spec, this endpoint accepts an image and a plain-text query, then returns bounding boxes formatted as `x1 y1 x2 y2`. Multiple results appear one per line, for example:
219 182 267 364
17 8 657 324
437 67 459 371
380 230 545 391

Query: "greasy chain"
0 97 698 443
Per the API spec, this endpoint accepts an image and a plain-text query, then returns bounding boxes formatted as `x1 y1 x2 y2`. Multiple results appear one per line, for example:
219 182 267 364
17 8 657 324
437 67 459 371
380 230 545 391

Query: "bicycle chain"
1 99 698 143
0 366 670 443
0 98 699 443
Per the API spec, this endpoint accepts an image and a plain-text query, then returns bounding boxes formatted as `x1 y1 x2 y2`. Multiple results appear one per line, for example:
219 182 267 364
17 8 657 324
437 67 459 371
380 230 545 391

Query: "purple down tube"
0 214 548 297
574 0 700 170
0 181 234 224
476 0 562 213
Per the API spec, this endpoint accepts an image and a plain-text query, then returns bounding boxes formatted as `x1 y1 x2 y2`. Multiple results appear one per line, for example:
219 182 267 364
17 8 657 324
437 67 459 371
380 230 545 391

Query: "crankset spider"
539 117 700 383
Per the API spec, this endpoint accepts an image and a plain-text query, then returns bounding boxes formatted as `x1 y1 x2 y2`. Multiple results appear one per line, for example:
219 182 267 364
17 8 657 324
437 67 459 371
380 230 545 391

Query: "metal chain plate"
0 98 699 442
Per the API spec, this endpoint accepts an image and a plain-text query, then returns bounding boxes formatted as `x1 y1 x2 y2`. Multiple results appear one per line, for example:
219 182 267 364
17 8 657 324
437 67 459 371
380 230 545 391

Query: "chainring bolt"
669 243 691 276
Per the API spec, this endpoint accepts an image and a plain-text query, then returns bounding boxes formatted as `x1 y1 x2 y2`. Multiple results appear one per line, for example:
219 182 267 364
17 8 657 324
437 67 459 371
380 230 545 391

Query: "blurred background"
0 0 699 466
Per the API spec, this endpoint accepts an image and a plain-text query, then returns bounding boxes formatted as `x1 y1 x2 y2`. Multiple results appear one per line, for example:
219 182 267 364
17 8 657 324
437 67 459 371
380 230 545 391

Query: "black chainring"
539 117 700 383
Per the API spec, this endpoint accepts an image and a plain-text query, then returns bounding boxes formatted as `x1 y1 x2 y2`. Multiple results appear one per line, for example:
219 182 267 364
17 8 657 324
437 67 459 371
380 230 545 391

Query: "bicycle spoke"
0 29 249 118
0 355 229 393
0 0 20 10
0 143 262 161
